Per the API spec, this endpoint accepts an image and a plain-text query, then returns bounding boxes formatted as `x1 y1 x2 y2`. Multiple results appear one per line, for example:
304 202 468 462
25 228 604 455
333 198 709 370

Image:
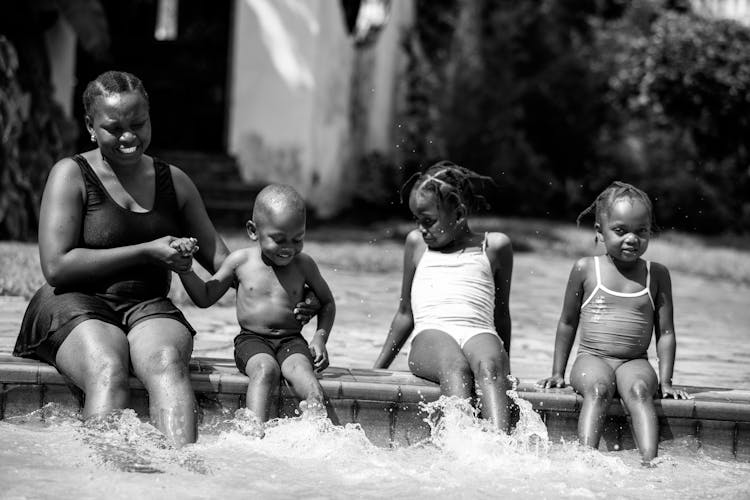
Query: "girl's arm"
178 251 240 307
488 232 513 354
537 259 587 388
170 166 231 274
373 230 422 369
39 159 190 287
653 263 691 399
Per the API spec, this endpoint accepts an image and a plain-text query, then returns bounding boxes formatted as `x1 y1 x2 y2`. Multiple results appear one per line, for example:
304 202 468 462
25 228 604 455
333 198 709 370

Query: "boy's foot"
299 399 327 419
234 408 265 438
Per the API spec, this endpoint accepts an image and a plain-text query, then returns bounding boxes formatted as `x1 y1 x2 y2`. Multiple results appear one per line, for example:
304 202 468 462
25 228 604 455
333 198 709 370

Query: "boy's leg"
615 359 659 461
462 333 511 432
408 330 473 399
244 353 281 422
570 354 617 449
280 353 325 403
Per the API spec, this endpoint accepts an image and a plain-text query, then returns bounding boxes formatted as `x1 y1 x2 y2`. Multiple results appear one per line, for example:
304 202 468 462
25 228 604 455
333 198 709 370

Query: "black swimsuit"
14 155 195 364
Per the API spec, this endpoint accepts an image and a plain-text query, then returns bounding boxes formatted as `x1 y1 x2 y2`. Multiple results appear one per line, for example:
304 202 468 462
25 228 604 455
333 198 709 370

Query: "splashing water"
2 402 749 499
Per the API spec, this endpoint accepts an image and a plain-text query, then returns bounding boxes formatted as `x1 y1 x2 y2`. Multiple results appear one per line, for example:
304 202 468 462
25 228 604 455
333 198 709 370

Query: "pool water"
1 397 748 500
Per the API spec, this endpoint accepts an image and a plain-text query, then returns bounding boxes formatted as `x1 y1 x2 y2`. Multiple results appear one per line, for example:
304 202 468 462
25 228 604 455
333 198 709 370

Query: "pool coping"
2 353 749 422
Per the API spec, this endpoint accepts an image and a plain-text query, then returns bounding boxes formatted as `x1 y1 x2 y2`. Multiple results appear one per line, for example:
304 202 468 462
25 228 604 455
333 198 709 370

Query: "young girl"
537 181 691 462
374 161 513 432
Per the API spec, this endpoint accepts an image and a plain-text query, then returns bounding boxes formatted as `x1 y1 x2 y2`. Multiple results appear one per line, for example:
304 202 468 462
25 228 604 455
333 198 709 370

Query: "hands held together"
150 236 199 274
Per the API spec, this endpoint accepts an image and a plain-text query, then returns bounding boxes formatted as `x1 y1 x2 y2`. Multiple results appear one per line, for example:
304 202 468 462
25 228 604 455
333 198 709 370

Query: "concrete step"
153 150 261 227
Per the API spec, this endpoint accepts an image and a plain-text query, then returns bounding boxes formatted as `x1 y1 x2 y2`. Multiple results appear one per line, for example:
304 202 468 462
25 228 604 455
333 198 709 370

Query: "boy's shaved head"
252 184 306 222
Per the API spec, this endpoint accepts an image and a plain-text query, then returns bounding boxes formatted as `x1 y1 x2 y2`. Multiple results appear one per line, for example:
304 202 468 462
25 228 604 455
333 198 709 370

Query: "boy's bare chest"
236 263 305 302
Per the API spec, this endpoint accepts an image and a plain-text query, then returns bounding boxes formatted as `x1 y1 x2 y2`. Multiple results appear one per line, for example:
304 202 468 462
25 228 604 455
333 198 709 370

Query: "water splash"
418 393 550 466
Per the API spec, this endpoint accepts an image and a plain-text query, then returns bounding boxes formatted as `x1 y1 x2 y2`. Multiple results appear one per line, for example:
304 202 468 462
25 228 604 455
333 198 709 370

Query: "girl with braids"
14 71 318 447
538 181 691 463
374 161 514 432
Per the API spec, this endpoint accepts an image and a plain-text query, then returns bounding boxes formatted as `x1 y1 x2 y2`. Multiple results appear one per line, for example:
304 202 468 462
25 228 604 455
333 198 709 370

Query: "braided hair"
82 70 149 117
407 160 493 214
577 181 654 228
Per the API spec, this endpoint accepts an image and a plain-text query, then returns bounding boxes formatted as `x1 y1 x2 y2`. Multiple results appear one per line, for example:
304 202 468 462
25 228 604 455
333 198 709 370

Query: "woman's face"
86 90 151 166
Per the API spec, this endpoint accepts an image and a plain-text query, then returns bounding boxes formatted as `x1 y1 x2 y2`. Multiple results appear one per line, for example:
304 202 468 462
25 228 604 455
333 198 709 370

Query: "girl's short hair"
577 181 654 227
82 70 149 117
407 160 493 214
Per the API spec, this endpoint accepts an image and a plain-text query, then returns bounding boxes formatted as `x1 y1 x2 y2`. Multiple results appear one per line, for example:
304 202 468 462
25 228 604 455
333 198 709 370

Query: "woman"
13 71 315 447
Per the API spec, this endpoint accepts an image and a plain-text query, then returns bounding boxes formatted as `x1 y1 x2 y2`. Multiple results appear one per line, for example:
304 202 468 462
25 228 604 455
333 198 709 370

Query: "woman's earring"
90 134 96 143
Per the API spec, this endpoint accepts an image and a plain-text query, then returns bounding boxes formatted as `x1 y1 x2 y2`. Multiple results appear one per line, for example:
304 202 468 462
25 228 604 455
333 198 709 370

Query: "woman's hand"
170 237 199 257
294 288 321 324
149 236 193 273
536 375 566 389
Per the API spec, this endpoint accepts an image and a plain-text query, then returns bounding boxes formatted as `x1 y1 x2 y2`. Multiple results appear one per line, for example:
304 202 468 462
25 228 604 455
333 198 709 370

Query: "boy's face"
248 207 305 267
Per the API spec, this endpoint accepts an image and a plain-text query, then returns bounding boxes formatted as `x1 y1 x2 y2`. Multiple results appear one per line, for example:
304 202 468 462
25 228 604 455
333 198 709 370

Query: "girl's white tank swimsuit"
411 233 497 348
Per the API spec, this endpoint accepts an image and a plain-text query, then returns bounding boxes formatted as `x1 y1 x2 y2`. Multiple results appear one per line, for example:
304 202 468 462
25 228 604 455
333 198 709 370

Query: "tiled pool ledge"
2 354 749 460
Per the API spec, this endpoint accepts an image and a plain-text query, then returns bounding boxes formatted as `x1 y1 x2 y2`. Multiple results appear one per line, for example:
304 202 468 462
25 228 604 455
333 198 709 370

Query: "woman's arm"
170 166 231 274
373 230 422 369
538 259 587 388
39 159 189 287
652 263 690 399
488 232 513 355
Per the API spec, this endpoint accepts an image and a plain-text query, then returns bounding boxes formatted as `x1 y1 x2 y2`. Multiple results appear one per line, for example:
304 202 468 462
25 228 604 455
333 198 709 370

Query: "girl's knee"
474 358 508 383
581 381 615 401
626 379 655 401
444 359 473 381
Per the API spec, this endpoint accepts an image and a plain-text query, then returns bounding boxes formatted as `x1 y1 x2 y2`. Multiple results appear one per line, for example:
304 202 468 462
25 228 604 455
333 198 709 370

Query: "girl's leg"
55 320 131 419
244 353 281 422
570 354 617 449
615 359 659 461
462 333 511 432
128 318 195 447
408 330 473 399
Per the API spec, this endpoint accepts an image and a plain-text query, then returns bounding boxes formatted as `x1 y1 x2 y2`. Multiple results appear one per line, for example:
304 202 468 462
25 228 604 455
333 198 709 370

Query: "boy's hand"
309 335 329 372
660 383 692 399
536 375 566 389
170 237 199 257
294 288 321 324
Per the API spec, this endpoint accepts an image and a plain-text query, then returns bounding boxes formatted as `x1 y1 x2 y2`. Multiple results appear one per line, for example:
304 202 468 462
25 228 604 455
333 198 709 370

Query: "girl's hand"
309 336 329 372
294 288 321 324
536 375 566 389
660 383 693 399
150 236 193 273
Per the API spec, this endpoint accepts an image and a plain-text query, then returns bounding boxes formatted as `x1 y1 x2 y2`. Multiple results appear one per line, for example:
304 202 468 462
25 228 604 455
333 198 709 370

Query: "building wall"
691 0 750 25
228 0 354 217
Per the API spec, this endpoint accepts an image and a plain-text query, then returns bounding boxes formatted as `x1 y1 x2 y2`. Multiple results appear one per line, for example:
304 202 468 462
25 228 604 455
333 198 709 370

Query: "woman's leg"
128 318 195 447
462 333 511 432
408 330 473 399
570 354 617 449
54 320 131 419
244 353 281 422
615 359 659 461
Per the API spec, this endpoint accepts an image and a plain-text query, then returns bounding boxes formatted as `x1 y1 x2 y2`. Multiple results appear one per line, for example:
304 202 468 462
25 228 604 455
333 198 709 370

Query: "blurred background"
1 0 749 239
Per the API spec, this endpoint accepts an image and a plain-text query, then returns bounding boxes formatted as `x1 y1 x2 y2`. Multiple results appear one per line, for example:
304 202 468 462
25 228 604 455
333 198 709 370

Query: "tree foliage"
394 0 750 233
